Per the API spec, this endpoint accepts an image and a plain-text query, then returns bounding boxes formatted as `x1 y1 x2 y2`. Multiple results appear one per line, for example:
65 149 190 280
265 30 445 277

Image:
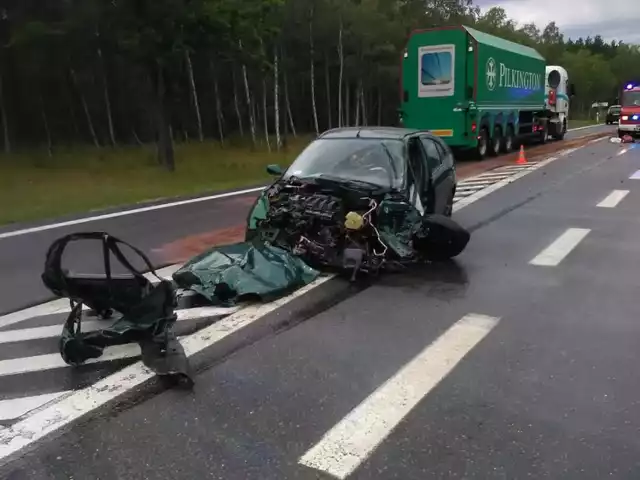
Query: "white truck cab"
545 65 571 139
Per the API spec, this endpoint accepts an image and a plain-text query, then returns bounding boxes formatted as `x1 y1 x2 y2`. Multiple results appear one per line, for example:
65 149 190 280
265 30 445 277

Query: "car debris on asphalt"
40 129 473 387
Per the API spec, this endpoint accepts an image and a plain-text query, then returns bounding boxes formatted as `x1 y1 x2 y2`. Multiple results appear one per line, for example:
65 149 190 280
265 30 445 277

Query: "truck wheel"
539 123 548 144
476 128 489 160
552 120 565 141
489 126 502 156
502 125 515 153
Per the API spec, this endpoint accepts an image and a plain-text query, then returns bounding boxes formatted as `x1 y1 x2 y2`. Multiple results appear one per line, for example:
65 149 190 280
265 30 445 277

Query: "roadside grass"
569 119 602 129
1 136 313 227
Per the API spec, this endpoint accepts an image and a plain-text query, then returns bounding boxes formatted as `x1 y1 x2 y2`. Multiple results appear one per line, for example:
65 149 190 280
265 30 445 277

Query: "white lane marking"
560 147 579 156
298 313 500 479
0 275 333 461
0 344 141 377
589 137 606 144
0 186 266 241
568 124 604 131
597 190 629 208
0 264 180 330
617 148 629 156
629 170 640 180
0 392 70 421
0 306 240 344
529 228 590 267
454 155 560 210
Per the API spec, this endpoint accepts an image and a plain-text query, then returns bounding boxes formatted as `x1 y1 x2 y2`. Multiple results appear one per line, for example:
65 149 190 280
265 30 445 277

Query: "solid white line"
629 170 640 180
0 274 333 461
559 147 579 156
0 392 70 421
617 148 629 156
0 186 266 241
529 228 590 267
597 190 629 208
568 123 604 131
298 313 500 479
0 306 240 344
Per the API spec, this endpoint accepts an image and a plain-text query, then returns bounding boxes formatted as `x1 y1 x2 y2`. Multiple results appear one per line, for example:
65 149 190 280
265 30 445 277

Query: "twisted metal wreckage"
42 181 470 387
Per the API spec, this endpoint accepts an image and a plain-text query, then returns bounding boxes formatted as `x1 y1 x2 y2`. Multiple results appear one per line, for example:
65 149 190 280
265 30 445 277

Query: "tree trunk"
98 47 116 146
0 72 10 154
40 93 52 157
232 67 244 136
274 46 281 150
377 87 382 125
153 63 175 171
345 83 350 126
309 4 319 135
337 14 344 127
355 83 361 126
283 66 296 137
211 60 225 145
185 50 203 142
239 40 257 147
325 52 332 129
71 68 99 148
262 77 271 152
360 82 367 126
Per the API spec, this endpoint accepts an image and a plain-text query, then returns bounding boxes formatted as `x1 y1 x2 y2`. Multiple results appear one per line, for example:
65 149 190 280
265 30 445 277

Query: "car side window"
420 137 443 172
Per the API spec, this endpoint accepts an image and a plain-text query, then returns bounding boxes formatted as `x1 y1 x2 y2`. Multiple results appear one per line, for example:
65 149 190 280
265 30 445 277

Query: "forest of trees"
1 0 639 170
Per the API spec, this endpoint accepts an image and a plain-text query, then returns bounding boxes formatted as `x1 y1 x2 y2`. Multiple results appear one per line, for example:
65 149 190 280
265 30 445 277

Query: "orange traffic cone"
517 145 527 164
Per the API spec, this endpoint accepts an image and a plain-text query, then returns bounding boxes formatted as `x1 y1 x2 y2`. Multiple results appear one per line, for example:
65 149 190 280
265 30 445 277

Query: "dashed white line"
597 190 629 208
629 170 640 180
529 228 590 267
298 313 500 479
617 148 629 156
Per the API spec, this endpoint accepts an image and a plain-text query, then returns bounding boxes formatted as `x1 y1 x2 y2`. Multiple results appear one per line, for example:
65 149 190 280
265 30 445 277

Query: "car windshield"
284 138 406 189
621 91 640 106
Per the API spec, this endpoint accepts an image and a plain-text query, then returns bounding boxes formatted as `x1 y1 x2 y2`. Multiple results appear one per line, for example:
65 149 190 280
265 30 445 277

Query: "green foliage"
0 0 636 159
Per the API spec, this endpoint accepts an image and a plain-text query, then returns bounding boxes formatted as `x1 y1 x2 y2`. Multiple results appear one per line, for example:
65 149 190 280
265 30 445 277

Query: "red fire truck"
618 82 640 138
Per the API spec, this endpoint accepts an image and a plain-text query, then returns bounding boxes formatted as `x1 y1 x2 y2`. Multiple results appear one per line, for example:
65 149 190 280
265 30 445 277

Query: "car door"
419 135 453 214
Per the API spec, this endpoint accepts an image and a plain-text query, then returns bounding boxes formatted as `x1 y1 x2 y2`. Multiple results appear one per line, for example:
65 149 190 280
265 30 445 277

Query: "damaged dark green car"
243 127 470 279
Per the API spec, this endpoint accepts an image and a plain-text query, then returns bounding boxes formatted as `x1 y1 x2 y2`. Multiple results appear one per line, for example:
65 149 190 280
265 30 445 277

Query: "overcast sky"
476 0 640 44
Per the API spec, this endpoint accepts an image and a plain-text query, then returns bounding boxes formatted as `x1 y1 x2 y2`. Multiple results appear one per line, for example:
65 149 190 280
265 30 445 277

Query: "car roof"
317 127 431 140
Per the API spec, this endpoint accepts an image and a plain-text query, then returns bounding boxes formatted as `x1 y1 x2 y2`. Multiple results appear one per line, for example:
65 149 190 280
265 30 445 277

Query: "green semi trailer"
399 25 573 159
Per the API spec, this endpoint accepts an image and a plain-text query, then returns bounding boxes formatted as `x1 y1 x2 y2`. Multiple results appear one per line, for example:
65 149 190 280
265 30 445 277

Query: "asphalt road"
3 125 640 478
0 123 613 316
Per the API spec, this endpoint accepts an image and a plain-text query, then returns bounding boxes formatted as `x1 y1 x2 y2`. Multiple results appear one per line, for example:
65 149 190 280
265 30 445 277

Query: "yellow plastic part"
344 211 364 230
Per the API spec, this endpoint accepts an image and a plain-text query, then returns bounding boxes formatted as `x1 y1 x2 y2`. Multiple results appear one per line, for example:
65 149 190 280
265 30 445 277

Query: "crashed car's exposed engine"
256 179 388 277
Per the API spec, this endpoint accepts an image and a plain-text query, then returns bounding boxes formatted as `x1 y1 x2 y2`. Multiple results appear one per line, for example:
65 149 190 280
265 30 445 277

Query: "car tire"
476 128 489 160
502 124 515 153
